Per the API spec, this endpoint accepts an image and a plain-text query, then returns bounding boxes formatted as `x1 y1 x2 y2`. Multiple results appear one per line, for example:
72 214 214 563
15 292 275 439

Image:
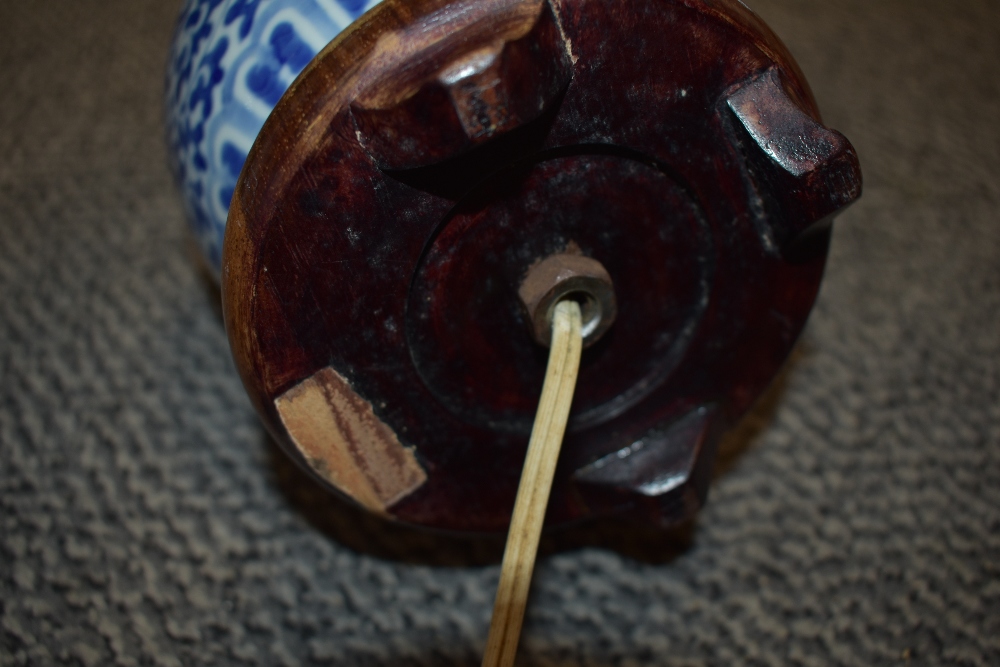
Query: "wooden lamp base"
221 0 861 534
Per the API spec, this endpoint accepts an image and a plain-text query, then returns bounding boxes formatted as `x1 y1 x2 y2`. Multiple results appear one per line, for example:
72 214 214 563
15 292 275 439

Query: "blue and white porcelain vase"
166 0 380 274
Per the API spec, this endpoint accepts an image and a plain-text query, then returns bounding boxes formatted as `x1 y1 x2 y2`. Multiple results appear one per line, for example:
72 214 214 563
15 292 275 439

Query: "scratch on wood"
549 0 577 64
275 367 427 514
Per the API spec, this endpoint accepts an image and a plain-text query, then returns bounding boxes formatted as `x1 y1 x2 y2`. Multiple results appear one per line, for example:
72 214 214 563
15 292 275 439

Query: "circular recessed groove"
405 153 712 435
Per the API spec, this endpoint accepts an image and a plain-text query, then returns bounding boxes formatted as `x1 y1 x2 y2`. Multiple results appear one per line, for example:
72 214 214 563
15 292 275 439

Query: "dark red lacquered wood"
222 0 861 533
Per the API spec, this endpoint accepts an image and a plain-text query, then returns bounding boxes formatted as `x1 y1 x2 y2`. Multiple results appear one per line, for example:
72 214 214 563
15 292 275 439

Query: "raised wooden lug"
727 67 862 257
350 0 572 170
572 406 720 527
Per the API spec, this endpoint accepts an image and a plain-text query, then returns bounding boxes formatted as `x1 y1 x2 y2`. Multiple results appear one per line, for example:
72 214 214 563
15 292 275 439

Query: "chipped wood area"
274 367 427 514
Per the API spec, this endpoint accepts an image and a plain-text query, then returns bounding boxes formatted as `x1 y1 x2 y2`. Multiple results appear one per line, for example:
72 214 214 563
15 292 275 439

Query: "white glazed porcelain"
166 0 380 273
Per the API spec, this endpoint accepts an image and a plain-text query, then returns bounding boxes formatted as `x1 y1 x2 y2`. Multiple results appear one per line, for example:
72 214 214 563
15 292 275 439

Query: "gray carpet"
1 0 998 665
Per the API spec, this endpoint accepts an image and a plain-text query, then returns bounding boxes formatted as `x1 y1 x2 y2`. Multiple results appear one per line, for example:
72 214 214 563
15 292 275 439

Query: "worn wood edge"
273 366 428 515
482 300 583 667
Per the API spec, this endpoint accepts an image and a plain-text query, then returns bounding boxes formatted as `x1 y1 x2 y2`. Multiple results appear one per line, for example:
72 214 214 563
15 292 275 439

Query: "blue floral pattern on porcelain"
166 0 380 274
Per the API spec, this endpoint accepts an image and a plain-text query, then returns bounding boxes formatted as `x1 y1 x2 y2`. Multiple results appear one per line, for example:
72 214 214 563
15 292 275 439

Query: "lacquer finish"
222 0 861 532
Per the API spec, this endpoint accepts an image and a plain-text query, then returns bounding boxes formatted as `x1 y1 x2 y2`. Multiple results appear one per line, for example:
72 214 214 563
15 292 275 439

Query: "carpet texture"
1 1 998 665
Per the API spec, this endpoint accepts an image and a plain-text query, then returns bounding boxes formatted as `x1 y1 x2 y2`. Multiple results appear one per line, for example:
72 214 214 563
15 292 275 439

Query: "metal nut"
517 253 617 348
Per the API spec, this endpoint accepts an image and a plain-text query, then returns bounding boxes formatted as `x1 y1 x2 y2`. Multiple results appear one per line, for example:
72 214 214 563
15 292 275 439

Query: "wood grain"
274 367 427 514
482 299 583 667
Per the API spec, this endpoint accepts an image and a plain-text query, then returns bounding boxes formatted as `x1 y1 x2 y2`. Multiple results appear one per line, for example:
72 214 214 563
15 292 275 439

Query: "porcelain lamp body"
165 0 379 274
